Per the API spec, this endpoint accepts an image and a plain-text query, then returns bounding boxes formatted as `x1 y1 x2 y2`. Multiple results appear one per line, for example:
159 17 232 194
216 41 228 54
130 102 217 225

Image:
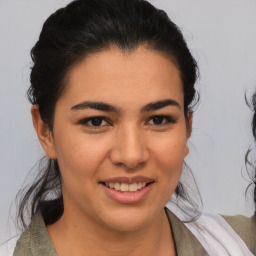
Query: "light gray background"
1 0 256 244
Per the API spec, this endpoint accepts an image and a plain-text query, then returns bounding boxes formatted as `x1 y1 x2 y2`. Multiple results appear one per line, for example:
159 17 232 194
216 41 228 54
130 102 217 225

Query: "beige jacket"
13 209 256 256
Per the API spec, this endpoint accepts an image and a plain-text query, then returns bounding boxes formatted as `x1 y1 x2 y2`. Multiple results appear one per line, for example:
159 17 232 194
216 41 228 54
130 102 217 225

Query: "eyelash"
78 115 177 128
78 116 111 128
146 115 177 126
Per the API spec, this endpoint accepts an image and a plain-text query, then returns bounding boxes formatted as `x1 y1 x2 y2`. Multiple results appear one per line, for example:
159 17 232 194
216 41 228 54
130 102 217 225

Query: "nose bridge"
110 124 149 169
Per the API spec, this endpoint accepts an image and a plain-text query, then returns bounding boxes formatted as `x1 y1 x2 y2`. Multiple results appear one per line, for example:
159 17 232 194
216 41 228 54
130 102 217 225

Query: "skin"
32 46 192 256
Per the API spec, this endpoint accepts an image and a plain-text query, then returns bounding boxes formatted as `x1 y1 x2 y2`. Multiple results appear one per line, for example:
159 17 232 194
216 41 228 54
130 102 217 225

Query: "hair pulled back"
247 93 256 214
18 0 199 228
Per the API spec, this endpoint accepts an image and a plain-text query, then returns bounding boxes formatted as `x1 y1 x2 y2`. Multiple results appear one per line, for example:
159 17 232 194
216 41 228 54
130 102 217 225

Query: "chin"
97 205 160 232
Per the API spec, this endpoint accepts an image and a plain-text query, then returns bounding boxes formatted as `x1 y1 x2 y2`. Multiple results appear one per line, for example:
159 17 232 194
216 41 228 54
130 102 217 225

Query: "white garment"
0 236 18 256
166 201 253 256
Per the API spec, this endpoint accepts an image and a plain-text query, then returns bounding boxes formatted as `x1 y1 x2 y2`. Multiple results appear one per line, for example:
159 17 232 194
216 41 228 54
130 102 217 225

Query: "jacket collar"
165 208 208 256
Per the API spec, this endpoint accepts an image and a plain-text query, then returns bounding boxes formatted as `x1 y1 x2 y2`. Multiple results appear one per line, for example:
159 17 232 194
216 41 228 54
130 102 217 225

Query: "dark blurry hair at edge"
246 92 256 215
16 0 201 229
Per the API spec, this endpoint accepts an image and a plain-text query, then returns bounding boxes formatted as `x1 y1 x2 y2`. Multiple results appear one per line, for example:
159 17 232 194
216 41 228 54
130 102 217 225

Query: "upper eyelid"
145 115 175 124
79 116 111 125
78 114 177 124
148 115 176 120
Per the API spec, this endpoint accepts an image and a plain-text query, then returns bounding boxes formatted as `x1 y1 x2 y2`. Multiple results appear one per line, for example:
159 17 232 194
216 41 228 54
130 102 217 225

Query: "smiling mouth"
100 181 153 192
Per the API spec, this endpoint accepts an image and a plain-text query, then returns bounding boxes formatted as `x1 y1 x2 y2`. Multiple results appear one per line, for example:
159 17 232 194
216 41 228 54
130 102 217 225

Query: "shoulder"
165 208 209 255
166 202 255 255
13 212 57 256
222 214 256 254
13 220 34 256
222 214 256 234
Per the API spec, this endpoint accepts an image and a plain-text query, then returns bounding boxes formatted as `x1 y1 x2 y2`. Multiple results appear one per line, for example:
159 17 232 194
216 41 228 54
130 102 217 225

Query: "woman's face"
38 46 191 231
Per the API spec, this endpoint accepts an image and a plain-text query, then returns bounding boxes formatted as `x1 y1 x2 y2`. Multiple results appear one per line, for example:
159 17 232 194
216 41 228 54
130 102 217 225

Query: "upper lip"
100 176 154 184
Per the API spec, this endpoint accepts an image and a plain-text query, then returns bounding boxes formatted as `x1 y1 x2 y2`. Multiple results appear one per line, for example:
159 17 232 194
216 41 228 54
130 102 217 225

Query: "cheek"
146 130 187 205
149 130 187 182
53 131 111 181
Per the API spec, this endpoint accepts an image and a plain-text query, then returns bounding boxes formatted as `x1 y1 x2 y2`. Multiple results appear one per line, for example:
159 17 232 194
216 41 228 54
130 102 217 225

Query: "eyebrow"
141 99 181 112
70 99 180 112
71 101 120 112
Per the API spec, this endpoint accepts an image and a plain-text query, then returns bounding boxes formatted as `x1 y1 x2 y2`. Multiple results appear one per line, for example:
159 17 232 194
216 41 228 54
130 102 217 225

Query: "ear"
31 105 57 159
186 111 193 139
184 111 192 157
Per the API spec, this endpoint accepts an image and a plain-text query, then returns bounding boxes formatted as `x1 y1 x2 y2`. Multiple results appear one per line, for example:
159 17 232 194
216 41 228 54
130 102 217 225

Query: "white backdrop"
1 0 256 244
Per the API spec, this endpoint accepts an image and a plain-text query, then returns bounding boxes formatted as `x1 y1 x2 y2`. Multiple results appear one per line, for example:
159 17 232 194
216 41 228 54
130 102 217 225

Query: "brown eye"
152 116 164 125
79 117 110 128
90 118 103 126
147 115 177 126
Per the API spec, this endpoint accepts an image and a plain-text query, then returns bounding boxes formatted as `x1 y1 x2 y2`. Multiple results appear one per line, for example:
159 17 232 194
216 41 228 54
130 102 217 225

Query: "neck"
47 207 176 256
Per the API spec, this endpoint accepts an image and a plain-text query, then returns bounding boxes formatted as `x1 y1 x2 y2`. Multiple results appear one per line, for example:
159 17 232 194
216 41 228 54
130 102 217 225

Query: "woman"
13 0 255 255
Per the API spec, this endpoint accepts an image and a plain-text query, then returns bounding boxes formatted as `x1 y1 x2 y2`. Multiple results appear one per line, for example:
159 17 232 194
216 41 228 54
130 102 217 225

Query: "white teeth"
128 183 137 192
105 182 148 192
114 183 120 190
120 183 129 192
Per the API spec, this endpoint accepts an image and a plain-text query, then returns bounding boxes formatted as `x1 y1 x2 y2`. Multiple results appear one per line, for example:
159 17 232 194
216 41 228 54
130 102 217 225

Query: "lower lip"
101 183 153 204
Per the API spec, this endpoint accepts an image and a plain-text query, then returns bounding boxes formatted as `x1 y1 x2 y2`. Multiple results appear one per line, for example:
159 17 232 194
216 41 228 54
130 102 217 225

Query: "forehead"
59 46 184 110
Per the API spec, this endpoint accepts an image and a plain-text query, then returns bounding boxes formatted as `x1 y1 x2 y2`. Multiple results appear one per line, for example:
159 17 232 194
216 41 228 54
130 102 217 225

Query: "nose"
109 126 149 169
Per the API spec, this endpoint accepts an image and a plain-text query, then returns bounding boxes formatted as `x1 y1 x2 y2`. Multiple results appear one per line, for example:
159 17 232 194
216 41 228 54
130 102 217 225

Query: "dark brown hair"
17 0 200 229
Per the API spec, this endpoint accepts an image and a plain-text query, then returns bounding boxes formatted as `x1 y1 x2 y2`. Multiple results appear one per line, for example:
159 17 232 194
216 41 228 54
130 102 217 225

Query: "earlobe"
185 145 189 157
31 105 57 159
